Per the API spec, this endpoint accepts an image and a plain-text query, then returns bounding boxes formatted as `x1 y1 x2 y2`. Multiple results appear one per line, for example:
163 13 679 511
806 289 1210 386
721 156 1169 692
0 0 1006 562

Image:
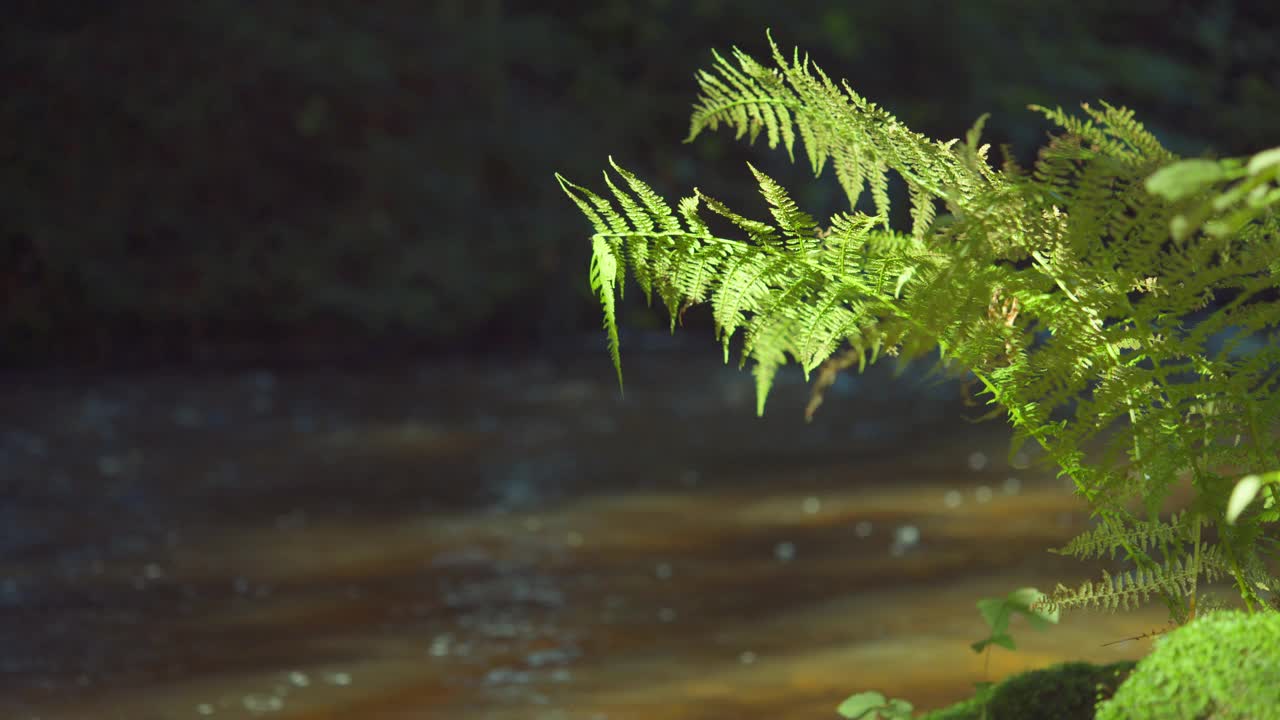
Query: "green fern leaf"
589 235 623 393
608 157 684 234
562 33 1280 628
748 163 819 253
698 189 780 245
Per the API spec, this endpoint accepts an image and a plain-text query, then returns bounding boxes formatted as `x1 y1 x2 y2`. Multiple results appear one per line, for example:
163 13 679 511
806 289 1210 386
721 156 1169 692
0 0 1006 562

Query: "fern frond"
1050 512 1202 561
562 33 1280 624
710 251 784 361
589 234 623 392
686 31 975 229
1038 545 1227 615
1028 102 1174 168
698 190 779 245
678 195 710 235
747 163 820 253
688 47 796 158
556 172 625 236
608 157 684 234
793 282 867 376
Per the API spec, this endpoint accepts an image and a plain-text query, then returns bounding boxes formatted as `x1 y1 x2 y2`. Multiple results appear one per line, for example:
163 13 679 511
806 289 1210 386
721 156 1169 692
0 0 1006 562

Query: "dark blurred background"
3 0 1279 368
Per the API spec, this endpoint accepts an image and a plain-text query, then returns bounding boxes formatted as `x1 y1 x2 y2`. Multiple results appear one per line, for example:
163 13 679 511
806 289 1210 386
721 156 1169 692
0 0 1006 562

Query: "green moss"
1095 610 1280 720
922 613 1280 720
919 682 996 720
923 661 1136 720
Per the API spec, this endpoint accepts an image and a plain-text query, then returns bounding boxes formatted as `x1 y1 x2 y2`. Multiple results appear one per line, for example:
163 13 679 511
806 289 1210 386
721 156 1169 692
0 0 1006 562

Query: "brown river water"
1 335 1206 719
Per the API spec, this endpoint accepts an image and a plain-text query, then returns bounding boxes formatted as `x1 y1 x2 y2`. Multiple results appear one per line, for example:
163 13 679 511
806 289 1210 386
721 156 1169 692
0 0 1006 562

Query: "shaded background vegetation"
3 0 1278 367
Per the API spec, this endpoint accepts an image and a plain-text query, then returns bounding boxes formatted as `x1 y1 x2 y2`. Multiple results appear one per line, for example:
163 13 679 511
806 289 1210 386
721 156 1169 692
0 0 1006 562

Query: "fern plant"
557 31 1280 627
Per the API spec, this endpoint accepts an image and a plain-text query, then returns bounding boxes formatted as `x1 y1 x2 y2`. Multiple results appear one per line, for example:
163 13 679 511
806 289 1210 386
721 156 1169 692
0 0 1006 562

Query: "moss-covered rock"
1095 610 1280 720
923 660 1136 720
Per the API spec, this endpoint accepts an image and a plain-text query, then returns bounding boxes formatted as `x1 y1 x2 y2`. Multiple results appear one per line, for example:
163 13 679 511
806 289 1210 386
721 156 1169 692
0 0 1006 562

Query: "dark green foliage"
916 661 1136 720
919 684 997 720
981 661 1136 720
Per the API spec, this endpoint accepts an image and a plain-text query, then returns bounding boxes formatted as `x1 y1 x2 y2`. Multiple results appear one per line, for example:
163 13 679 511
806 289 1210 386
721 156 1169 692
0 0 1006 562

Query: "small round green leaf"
989 632 1016 651
1145 159 1224 201
837 691 887 719
1223 471 1274 520
1246 146 1280 176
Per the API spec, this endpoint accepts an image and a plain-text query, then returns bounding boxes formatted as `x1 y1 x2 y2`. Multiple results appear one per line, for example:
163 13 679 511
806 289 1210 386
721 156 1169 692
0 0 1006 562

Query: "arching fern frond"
559 31 1280 626
687 30 975 233
1036 544 1229 615
559 157 924 414
1029 101 1176 169
1050 511 1204 562
604 156 684 235
748 163 819 253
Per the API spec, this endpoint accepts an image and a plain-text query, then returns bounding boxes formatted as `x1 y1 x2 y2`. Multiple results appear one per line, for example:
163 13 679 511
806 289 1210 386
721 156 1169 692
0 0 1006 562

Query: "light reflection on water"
0 343 1180 719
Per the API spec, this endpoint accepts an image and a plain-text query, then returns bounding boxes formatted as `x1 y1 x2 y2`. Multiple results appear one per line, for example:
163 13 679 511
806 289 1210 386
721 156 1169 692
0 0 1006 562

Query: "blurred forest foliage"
2 0 1277 365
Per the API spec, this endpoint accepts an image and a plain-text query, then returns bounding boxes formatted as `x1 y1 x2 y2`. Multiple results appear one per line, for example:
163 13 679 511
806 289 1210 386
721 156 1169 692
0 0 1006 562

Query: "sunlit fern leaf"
1028 102 1175 170
687 31 966 226
651 240 697 330
1082 102 1176 166
561 33 1280 627
556 173 620 236
741 268 819 374
728 45 797 156
698 190 779 245
794 283 867 377
1038 543 1235 617
678 195 711 236
606 157 684 234
603 172 654 235
1029 105 1136 167
714 53 775 148
869 162 892 225
588 235 623 392
558 175 632 303
668 240 725 309
960 113 996 181
659 237 723 331
712 252 787 362
747 163 819 253
689 49 795 159
557 175 628 388
621 234 655 304
748 316 795 416
831 144 867 211
907 180 939 241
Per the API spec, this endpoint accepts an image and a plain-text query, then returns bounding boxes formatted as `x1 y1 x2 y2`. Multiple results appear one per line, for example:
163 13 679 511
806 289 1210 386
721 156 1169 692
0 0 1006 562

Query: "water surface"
1 339 1185 719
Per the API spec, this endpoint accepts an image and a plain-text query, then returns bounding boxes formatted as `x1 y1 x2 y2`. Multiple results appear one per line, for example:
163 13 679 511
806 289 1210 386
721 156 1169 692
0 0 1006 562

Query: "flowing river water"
2 335 1204 719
